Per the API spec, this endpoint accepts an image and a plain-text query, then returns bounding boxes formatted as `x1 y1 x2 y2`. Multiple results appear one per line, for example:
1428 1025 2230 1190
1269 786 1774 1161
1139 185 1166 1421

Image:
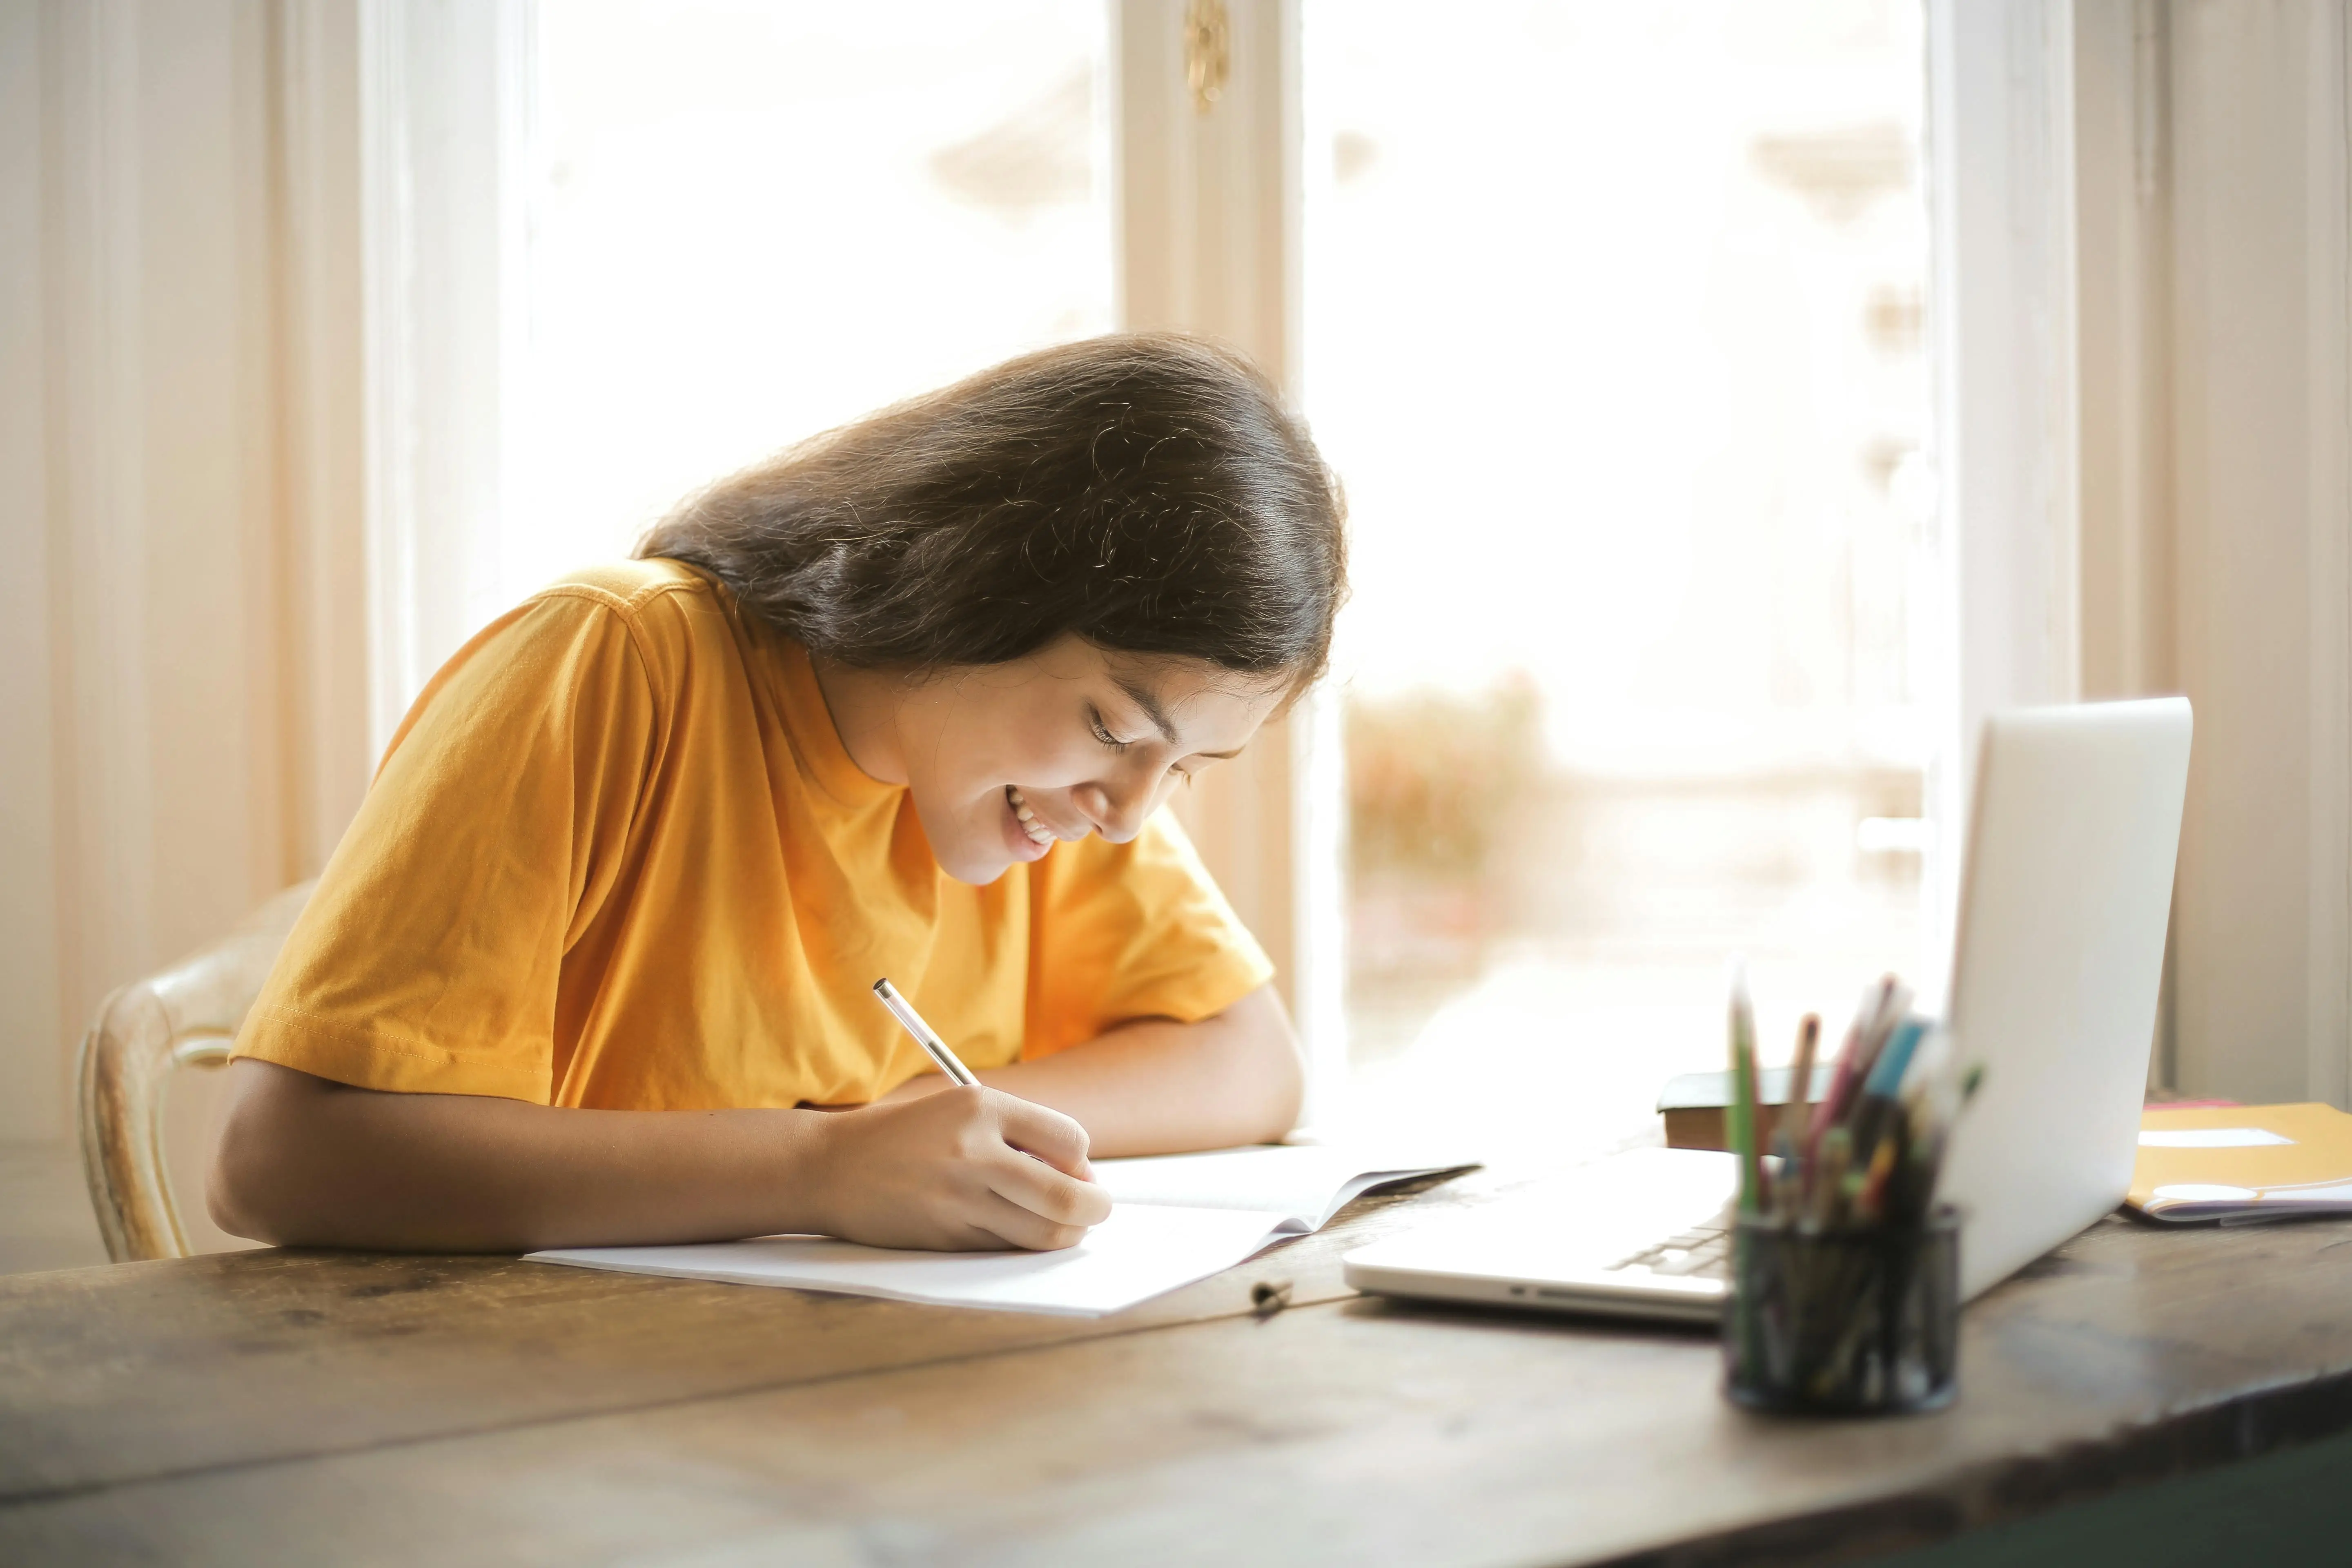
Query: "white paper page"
2138 1127 2296 1149
528 1203 1289 1317
1091 1145 1468 1229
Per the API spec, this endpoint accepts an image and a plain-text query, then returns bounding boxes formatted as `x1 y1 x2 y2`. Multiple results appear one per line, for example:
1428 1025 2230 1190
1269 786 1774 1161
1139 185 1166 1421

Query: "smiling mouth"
1005 785 1056 848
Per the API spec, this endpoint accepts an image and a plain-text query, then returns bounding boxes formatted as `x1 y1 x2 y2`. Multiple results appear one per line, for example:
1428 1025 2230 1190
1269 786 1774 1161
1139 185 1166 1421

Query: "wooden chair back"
76 880 317 1261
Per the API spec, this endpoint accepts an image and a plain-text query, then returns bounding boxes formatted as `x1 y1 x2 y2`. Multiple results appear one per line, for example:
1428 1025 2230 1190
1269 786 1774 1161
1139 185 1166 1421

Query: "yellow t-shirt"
232 559 1273 1108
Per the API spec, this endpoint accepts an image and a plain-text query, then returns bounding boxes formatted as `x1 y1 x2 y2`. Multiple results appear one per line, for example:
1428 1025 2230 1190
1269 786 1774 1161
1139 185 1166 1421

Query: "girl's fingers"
988 1093 1094 1178
967 1188 1095 1252
985 1145 1114 1229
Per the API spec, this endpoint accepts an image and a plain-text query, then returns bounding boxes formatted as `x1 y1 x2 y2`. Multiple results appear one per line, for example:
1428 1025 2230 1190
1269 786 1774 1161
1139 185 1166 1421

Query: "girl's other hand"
807 1086 1109 1252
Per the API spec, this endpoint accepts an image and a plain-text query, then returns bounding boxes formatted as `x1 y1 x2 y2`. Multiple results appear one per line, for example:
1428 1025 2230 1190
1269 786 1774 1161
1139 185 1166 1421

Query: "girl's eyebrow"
1110 675 1179 743
1111 675 1243 760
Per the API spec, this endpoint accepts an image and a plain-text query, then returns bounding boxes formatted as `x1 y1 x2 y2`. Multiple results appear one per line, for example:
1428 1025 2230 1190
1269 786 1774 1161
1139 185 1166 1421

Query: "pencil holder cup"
1722 1206 1960 1416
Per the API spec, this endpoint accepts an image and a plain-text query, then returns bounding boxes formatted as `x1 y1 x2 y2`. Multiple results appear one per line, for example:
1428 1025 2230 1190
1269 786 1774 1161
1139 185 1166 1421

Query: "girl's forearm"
212 987 1296 1253
210 1059 837 1253
956 984 1305 1157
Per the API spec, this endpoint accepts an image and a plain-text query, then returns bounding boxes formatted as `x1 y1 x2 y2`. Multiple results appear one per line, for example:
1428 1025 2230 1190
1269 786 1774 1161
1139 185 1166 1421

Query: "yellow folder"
2128 1102 2352 1223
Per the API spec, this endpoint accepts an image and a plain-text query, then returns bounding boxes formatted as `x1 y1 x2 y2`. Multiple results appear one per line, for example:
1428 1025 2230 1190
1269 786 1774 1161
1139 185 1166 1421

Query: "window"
385 2 1952 1143
507 1 1115 602
1302 2 1934 1154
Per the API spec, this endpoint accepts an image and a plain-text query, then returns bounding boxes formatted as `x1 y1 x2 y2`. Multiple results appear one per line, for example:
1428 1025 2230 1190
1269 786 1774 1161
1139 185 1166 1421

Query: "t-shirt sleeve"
232 589 660 1102
1021 810 1276 1059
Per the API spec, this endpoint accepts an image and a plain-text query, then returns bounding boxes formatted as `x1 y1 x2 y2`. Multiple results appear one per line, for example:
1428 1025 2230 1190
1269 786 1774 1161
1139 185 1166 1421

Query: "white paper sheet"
1091 1144 1463 1229
526 1143 1475 1316
2137 1127 2296 1149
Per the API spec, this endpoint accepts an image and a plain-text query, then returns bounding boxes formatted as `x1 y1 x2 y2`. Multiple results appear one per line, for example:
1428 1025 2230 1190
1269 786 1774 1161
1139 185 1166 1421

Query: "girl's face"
821 637 1288 885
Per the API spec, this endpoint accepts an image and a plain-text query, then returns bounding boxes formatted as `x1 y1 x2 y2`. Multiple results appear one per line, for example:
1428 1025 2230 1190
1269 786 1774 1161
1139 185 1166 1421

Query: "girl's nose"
1071 777 1150 844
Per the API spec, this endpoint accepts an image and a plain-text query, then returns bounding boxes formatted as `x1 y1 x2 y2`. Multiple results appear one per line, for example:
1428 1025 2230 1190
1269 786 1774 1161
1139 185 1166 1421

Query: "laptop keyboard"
1606 1211 1733 1280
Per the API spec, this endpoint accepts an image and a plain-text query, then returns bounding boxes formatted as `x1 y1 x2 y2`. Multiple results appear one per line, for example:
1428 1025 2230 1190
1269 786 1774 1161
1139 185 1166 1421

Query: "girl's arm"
207 1060 1109 1254
882 984 1306 1158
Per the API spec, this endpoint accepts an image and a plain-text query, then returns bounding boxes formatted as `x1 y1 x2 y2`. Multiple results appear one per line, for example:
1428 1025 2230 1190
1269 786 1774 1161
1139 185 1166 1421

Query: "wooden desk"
5 1173 2352 1566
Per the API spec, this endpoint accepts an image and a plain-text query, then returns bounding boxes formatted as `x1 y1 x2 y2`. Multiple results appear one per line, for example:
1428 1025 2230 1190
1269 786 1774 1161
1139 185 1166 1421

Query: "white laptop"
1343 698 2195 1323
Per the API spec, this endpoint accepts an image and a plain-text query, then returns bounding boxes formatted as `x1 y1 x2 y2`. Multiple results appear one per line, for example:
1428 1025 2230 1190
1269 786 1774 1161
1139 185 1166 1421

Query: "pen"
1861 1014 1928 1101
872 978 981 1087
1810 1126 1851 1229
1775 1013 1822 1220
1807 977 1891 1167
1855 1130 1900 1223
1847 1016 1928 1167
1856 981 1915 1080
1728 960 1764 1215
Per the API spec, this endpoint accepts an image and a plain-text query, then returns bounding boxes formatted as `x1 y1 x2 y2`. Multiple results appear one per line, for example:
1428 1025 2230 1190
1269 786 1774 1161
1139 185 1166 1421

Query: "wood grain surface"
0 1172 1482 1502
5 1180 2352 1568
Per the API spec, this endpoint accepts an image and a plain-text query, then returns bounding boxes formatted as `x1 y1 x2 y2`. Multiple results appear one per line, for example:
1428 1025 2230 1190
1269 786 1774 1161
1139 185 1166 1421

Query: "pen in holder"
1723 1206 1959 1414
1717 965 1979 1417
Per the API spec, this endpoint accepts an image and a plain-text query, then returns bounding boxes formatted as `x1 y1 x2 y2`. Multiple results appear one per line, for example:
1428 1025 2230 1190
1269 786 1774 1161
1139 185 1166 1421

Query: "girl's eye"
1089 710 1131 753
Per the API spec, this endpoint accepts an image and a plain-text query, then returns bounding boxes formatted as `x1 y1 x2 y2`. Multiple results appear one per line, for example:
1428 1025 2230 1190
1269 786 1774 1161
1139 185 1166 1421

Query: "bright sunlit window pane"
510 0 1114 600
1305 2 1933 1156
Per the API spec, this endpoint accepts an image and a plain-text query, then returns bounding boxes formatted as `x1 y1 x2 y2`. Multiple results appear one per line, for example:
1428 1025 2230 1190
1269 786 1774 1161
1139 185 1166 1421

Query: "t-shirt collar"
771 639 900 810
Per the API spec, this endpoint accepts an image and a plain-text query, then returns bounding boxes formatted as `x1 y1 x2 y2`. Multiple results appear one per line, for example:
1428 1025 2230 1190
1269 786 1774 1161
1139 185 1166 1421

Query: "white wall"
0 0 64 1141
0 0 370 1143
2164 0 2352 1105
2073 0 2352 1105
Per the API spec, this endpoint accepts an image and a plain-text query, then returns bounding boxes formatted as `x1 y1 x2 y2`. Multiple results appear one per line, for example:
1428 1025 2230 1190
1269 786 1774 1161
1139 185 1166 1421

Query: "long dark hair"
637 333 1346 695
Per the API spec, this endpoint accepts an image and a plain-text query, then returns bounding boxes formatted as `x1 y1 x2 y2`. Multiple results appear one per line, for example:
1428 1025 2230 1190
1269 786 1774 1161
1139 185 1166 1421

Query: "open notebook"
528 1144 1473 1317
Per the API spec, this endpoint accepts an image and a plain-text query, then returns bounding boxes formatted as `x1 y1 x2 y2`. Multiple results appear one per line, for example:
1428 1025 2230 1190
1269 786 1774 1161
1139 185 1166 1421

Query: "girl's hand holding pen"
806 1086 1110 1253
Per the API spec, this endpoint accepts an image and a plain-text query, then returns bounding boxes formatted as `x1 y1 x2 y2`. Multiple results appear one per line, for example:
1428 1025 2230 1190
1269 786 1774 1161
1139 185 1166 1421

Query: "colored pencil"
1728 961 1764 1215
1775 1013 1822 1220
1807 977 1893 1166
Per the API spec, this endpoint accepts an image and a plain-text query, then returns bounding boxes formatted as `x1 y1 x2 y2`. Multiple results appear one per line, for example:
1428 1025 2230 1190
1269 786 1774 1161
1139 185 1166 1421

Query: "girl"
209 334 1345 1256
